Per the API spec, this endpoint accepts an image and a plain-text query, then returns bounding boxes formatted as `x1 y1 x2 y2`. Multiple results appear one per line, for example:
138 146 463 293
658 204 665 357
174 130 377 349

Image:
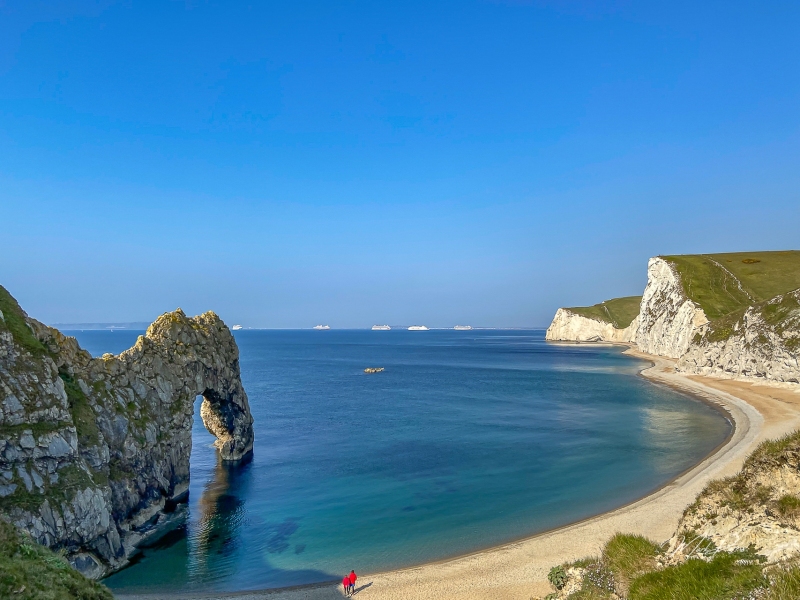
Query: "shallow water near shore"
67 329 731 593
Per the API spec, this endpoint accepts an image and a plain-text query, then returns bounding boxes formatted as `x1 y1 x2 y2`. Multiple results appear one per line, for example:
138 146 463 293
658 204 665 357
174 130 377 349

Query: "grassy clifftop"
663 251 800 320
0 285 50 358
566 296 642 329
0 520 113 600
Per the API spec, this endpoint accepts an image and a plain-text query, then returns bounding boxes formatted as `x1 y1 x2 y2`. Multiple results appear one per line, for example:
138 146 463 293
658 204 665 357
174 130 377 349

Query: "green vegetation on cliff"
0 520 113 600
629 548 767 600
544 430 800 599
57 368 102 447
662 251 800 320
567 296 641 329
0 285 49 358
547 534 768 600
684 429 800 520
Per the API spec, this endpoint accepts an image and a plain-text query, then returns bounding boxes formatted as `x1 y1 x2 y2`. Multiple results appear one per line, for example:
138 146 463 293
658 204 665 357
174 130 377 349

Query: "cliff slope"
634 256 710 358
670 429 800 564
679 289 800 384
546 251 800 384
0 285 254 578
545 296 641 343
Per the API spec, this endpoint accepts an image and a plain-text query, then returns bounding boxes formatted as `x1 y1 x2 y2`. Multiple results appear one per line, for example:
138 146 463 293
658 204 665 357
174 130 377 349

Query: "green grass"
48 465 96 503
0 463 99 514
746 429 800 469
705 251 800 302
602 533 661 590
777 494 800 518
0 285 50 358
0 520 113 600
685 431 800 523
766 563 800 600
663 255 755 320
567 296 642 329
629 551 767 600
663 251 800 320
0 482 47 513
701 306 749 344
0 421 67 438
57 369 101 448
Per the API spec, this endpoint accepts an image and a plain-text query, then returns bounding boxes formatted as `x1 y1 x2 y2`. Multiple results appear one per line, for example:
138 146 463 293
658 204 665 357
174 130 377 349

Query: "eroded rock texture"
545 308 639 343
0 287 253 578
543 257 709 354
679 290 800 384
668 430 800 564
545 255 799 387
635 257 709 359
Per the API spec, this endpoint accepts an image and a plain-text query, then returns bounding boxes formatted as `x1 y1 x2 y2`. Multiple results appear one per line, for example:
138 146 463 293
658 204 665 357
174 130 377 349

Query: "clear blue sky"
1 1 798 328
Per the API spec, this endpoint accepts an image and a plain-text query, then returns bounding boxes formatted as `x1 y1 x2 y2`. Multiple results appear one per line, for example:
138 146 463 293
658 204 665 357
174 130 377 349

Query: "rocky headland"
0 285 254 581
546 251 800 385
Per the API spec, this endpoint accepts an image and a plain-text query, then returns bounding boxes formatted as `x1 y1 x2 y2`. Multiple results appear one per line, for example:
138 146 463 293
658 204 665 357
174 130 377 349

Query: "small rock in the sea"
364 367 385 374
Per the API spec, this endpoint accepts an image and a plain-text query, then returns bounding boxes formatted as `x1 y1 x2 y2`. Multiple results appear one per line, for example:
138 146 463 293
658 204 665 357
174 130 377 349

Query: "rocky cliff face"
667 430 800 564
544 256 710 354
545 308 639 343
635 257 709 359
546 256 799 387
0 288 253 578
678 290 800 384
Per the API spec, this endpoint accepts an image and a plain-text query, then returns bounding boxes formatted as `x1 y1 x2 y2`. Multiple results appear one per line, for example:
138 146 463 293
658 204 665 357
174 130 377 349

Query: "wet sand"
117 351 800 600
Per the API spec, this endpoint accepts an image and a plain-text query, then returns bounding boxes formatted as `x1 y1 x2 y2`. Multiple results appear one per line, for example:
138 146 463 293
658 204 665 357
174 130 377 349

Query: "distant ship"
453 325 472 330
372 325 391 331
232 325 243 331
408 325 429 331
313 325 331 330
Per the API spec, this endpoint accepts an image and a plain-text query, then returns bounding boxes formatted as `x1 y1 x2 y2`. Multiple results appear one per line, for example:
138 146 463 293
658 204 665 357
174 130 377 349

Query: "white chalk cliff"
545 255 799 387
679 290 800 385
545 256 709 353
635 257 709 358
545 308 638 343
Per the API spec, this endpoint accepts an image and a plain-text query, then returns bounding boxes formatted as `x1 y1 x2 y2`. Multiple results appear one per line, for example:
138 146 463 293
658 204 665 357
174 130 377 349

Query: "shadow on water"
187 453 254 580
107 451 338 594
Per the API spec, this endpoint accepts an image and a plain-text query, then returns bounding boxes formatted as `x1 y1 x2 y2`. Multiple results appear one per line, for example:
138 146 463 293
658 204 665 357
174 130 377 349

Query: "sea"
63 329 731 594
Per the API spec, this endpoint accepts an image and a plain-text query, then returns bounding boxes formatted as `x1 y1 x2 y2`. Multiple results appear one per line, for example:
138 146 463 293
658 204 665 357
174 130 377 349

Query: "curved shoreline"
113 347 800 600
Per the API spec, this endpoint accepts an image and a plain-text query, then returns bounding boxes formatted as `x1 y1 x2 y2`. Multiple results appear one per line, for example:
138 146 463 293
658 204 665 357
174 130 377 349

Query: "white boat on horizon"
408 325 429 331
232 325 243 331
372 325 391 330
313 325 331 330
453 325 472 330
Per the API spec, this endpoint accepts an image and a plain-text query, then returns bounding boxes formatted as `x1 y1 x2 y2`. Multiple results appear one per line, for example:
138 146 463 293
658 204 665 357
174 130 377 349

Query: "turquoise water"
67 329 730 593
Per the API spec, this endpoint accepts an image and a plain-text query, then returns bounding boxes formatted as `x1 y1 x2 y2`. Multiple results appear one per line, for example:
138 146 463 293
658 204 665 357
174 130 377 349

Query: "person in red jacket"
349 570 357 593
342 574 351 596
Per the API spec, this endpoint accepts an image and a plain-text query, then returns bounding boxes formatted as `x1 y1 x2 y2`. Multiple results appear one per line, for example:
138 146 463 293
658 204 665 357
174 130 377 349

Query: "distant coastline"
55 324 547 331
55 322 151 330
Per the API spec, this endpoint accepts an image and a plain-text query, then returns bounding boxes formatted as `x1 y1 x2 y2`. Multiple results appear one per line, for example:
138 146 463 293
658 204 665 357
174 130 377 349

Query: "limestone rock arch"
1 292 254 577
114 309 255 462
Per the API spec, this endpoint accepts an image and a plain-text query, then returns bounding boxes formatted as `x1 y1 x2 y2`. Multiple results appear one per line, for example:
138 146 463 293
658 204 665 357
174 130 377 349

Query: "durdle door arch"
109 308 255 465
0 289 255 578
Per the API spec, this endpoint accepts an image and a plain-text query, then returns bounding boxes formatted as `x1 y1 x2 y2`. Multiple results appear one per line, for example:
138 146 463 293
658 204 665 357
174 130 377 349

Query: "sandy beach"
117 350 800 600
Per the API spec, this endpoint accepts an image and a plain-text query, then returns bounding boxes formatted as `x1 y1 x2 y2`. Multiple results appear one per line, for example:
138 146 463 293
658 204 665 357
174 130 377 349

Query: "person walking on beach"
343 574 351 596
349 570 358 594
